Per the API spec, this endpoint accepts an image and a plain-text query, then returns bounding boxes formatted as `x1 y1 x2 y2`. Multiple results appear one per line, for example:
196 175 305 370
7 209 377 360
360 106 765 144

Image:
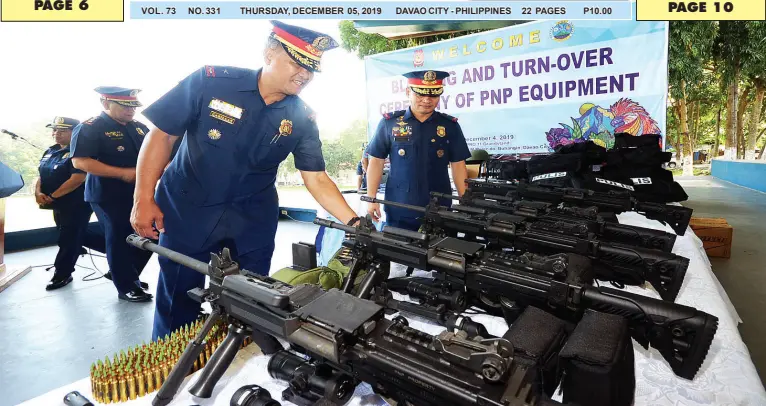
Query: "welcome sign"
364 18 668 154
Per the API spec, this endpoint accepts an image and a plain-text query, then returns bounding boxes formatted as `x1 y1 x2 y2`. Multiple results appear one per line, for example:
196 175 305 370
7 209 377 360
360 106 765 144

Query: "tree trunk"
725 76 739 159
736 85 751 159
747 83 765 159
679 83 694 176
713 105 721 159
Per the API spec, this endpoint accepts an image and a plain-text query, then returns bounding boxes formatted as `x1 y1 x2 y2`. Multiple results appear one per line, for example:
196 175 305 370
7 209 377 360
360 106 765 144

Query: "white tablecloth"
20 203 766 406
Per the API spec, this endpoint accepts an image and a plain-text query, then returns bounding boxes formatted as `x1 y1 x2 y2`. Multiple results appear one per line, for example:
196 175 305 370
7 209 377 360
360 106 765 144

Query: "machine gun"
431 190 677 253
361 196 688 302
125 235 557 406
315 218 718 380
466 179 693 236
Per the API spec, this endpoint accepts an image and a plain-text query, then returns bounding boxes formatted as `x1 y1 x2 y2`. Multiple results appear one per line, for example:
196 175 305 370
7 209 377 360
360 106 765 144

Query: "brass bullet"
110 377 119 404
153 364 163 388
145 361 155 394
127 374 137 400
137 365 145 397
119 375 128 402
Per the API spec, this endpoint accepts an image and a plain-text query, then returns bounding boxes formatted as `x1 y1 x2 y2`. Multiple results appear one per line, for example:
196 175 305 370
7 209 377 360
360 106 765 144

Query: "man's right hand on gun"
367 201 381 222
131 198 165 239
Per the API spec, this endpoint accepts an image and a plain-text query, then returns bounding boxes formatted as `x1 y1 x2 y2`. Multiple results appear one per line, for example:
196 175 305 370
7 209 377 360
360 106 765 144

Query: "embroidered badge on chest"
209 99 243 119
105 131 123 139
208 129 222 140
437 126 446 137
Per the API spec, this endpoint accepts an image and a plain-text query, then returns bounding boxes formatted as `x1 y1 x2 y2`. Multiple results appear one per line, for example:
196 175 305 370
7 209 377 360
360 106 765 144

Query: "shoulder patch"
203 65 245 79
383 109 406 120
440 112 458 122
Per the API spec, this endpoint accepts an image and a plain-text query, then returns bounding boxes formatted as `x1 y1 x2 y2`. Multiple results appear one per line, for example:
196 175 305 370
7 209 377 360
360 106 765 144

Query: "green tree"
668 21 716 175
338 21 491 59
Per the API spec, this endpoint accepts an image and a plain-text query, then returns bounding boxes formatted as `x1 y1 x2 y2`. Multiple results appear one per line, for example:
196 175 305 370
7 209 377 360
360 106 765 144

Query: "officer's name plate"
131 1 633 20
1 0 124 21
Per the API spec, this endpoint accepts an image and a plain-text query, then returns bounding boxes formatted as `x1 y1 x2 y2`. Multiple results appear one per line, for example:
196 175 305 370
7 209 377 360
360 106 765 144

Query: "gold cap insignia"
398 148 406 156
423 70 437 85
279 119 293 136
437 149 445 158
130 90 139 97
117 146 125 152
313 36 331 51
437 126 446 137
208 129 222 140
55 117 65 124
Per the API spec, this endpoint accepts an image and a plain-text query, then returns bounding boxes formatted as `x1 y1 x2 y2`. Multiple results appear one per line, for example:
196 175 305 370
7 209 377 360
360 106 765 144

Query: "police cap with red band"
269 20 338 73
404 70 450 96
95 86 143 107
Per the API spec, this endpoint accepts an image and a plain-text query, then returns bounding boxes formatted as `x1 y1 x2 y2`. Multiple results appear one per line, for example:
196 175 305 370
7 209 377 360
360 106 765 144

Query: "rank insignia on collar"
62 152 70 159
117 146 125 152
208 129 222 140
437 126 446 137
136 127 145 136
279 119 293 136
437 149 445 158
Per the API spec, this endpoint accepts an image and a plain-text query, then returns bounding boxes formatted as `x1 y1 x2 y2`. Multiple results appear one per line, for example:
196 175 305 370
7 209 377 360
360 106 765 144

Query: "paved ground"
676 175 766 384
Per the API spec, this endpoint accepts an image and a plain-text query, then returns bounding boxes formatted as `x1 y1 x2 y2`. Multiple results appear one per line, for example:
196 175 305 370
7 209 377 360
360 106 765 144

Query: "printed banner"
364 18 669 154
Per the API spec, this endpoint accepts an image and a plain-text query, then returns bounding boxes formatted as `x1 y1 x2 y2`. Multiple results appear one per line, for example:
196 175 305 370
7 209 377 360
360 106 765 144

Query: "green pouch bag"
271 248 368 290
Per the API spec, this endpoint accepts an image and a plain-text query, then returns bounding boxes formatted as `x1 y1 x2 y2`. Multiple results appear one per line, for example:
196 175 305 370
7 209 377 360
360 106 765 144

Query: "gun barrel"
127 235 210 276
359 195 427 213
430 192 458 200
313 218 356 233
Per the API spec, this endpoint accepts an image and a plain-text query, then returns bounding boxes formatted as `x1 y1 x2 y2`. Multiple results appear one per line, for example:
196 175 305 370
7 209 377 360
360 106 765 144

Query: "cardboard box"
689 217 733 258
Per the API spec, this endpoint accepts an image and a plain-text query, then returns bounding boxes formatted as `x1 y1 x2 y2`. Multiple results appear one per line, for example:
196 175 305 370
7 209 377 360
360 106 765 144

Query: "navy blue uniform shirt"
141 65 325 250
38 144 85 207
70 112 149 203
367 108 471 208
142 66 325 205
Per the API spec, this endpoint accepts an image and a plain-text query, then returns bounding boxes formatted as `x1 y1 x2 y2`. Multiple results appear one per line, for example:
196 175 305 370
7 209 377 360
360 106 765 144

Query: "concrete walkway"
677 175 766 384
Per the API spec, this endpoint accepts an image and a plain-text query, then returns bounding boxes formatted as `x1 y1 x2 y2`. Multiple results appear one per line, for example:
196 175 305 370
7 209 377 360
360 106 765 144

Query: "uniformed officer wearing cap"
366 70 471 231
70 87 153 302
131 21 362 340
36 117 106 290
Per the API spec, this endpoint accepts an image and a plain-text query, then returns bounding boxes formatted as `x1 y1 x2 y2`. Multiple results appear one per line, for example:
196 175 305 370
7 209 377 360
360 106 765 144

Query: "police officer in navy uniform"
70 87 153 302
131 21 363 340
366 70 471 231
36 117 106 290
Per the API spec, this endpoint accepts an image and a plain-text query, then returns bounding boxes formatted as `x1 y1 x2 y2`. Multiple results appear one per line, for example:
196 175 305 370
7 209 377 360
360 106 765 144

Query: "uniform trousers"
52 202 106 276
152 206 278 340
91 200 152 294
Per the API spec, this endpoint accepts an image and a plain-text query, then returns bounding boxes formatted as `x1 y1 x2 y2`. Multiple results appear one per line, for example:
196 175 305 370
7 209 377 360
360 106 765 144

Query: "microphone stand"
1 129 45 151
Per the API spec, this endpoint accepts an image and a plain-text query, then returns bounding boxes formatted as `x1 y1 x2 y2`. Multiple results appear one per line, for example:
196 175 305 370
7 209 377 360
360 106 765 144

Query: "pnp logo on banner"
1 0 124 21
